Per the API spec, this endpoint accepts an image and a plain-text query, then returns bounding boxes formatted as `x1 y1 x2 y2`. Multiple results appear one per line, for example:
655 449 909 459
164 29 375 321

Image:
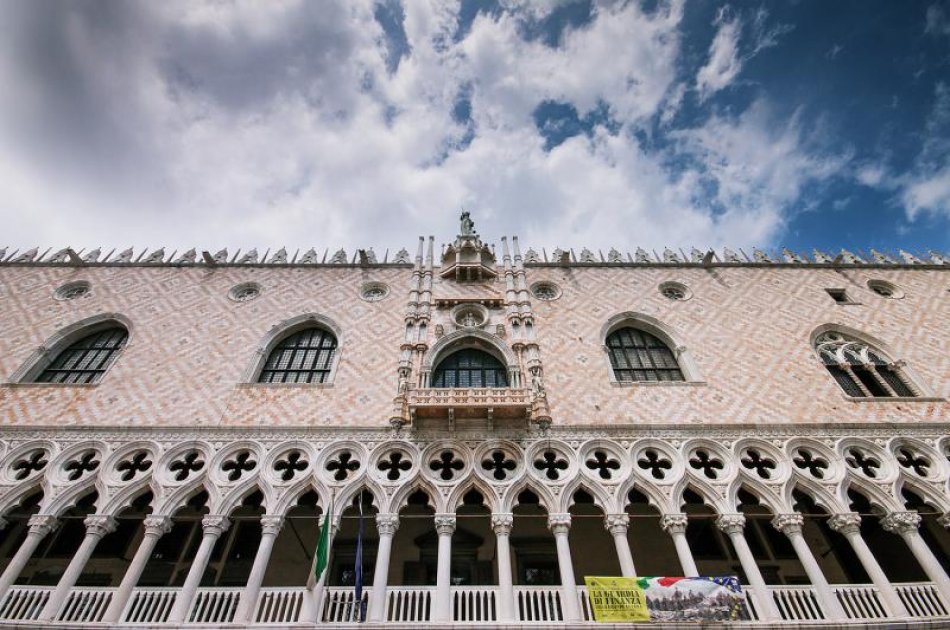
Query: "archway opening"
624 488 679 576
735 488 806 585
0 490 43 575
391 490 436 586
264 489 321 587
847 489 926 581
143 490 209 586
202 490 265 587
791 489 867 584
432 349 508 388
23 491 98 585
681 489 731 578
901 489 950 573
82 490 153 587
568 490 618 580
329 491 379 587
453 490 494 585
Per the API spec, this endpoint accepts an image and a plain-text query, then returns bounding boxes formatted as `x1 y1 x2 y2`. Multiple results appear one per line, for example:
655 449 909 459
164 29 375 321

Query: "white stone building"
0 220 947 627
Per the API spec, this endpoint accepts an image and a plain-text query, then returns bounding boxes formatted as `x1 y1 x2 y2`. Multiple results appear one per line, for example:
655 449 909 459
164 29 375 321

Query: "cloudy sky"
1 0 949 255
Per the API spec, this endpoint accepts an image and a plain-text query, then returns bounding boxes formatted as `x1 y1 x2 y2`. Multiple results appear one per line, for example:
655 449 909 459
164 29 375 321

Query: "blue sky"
0 0 948 254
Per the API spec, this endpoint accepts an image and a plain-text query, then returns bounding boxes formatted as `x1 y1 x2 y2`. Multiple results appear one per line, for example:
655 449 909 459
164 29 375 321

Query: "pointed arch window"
815 332 916 398
606 327 684 382
35 327 128 384
258 327 338 384
432 349 508 388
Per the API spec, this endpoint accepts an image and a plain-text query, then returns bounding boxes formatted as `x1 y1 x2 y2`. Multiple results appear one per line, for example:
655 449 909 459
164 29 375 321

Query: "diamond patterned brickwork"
0 263 947 428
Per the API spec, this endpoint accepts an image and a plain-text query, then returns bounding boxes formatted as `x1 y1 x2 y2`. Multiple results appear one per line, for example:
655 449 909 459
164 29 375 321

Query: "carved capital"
548 513 571 535
260 515 284 536
881 511 922 535
660 513 689 535
434 513 456 535
716 513 746 535
27 514 58 537
771 513 805 536
201 515 232 537
84 515 118 538
491 512 514 536
604 513 630 535
376 513 400 536
143 515 173 537
827 512 862 535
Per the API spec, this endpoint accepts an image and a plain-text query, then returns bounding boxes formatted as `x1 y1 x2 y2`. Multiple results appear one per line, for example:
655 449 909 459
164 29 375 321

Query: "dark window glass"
853 366 890 397
870 351 915 396
36 327 128 384
258 328 338 384
606 327 684 382
432 349 508 388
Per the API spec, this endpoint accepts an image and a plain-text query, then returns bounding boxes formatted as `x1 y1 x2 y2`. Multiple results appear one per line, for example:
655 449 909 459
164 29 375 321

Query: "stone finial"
359 248 377 264
663 248 680 263
269 247 288 264
752 248 772 263
14 247 38 262
83 248 102 263
723 248 741 263
175 248 196 263
899 250 922 264
812 249 834 264
47 248 71 263
552 248 567 261
115 248 135 263
608 248 623 263
145 248 166 263
212 249 228 264
394 248 411 264
690 248 705 263
635 247 651 263
330 249 347 264
459 211 475 236
238 249 258 264
300 248 320 264
781 248 802 263
870 249 895 264
929 251 948 265
579 248 596 263
840 249 863 264
0 247 6 260
524 248 540 263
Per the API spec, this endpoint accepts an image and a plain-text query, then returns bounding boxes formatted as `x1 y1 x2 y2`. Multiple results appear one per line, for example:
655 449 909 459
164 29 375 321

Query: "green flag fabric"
308 507 331 590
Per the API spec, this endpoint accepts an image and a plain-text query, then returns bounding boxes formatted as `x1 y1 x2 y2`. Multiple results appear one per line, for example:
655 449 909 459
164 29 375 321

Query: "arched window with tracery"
432 349 508 388
258 327 338 384
34 326 128 384
815 331 916 398
606 327 684 382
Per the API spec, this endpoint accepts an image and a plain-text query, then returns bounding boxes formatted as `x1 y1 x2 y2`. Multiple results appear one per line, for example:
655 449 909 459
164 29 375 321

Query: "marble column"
234 515 284 622
772 513 845 620
167 515 231 624
102 515 173 623
0 515 58 603
39 515 117 621
368 513 399 622
433 513 456 622
828 512 908 617
882 511 950 602
604 514 636 577
548 513 581 622
491 513 515 621
716 513 781 621
659 513 698 577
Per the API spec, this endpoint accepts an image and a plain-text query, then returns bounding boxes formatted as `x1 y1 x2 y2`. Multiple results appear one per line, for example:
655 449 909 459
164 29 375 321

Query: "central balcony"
407 387 532 422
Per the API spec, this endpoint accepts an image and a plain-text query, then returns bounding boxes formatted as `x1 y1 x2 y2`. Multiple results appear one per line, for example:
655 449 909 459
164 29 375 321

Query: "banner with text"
584 576 746 622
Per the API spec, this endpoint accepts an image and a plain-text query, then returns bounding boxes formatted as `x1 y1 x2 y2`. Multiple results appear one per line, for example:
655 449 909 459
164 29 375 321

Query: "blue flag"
353 499 366 622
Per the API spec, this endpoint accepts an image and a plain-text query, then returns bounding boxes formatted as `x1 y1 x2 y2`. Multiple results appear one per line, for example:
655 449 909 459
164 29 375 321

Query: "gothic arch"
561 478 611 513
388 475 441 514
0 483 44 518
897 477 950 512
674 479 727 514
445 475 500 513
215 479 275 515
154 479 217 517
729 479 787 514
8 312 133 383
421 329 519 387
272 477 330 516
618 477 674 514
501 478 557 513
839 477 901 514
784 478 845 515
97 475 157 518
600 312 702 382
241 312 344 383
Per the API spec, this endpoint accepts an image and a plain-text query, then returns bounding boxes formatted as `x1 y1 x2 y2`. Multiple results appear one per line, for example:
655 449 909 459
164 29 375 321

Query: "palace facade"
0 221 948 628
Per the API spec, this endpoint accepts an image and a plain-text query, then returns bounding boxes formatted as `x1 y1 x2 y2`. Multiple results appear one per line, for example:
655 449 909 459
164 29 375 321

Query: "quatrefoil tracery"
482 451 517 481
12 450 48 481
689 449 724 480
740 449 776 480
637 449 673 480
378 452 412 481
326 451 361 481
793 448 829 479
169 451 205 481
585 450 621 480
274 451 309 481
117 451 152 482
65 452 100 481
429 451 464 481
221 451 257 481
845 447 881 478
534 450 569 480
896 447 930 477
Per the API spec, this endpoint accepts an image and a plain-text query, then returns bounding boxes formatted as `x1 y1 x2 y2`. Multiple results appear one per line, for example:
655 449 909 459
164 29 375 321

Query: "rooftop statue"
460 211 475 236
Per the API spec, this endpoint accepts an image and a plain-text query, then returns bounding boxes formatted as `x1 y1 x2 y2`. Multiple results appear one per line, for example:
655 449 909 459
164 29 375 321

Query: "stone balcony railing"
407 387 533 422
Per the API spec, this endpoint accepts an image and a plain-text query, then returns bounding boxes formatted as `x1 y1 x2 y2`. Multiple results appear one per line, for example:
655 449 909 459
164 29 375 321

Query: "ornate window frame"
600 312 703 385
420 328 521 388
6 313 133 386
241 313 344 386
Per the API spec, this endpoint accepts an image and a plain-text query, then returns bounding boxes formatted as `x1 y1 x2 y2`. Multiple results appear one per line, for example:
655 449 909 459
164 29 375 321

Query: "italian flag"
307 506 332 590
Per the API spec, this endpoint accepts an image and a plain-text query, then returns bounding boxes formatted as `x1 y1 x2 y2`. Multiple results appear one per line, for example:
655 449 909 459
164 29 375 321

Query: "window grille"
815 332 916 398
258 327 337 384
431 349 508 388
35 327 128 384
606 327 684 382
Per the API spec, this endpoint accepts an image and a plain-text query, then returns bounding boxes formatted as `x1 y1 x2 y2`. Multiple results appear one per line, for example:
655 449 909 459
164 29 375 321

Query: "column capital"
376 513 400 536
827 512 862 535
548 512 571 534
84 515 118 538
27 514 58 536
143 515 173 536
201 515 231 537
938 513 950 530
434 513 456 535
660 513 689 535
491 512 514 535
771 513 805 536
260 515 284 536
604 513 629 535
716 513 746 534
881 511 922 534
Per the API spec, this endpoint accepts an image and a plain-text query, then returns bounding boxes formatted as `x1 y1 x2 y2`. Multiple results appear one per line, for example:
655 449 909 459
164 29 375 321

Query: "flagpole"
306 489 336 623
